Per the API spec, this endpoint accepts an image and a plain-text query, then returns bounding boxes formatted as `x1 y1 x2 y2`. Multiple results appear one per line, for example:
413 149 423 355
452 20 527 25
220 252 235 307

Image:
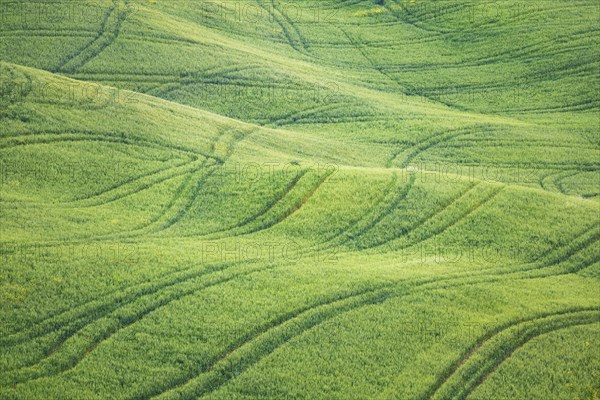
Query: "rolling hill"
0 1 598 399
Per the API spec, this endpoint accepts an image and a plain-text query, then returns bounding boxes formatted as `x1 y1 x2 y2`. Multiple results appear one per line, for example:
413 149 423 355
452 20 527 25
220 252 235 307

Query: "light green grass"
0 0 599 399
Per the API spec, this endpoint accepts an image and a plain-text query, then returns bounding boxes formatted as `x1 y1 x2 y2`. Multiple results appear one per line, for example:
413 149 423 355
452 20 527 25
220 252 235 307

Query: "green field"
0 0 599 399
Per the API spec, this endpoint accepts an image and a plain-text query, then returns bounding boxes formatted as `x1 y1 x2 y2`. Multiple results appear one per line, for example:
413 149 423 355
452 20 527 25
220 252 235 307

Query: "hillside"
0 1 598 399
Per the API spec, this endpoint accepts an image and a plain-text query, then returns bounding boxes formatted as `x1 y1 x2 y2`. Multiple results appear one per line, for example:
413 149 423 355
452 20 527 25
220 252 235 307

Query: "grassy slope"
0 0 599 399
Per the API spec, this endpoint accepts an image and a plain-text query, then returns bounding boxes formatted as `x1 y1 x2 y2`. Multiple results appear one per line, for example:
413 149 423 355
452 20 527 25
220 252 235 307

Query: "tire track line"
53 3 116 72
1 263 281 386
255 0 306 55
271 0 309 51
178 170 308 239
205 167 335 239
7 224 597 391
426 310 600 400
1 128 248 243
66 157 203 208
320 173 401 248
0 132 216 162
149 230 599 399
358 182 480 251
388 127 477 168
375 186 505 251
338 173 416 248
56 0 131 73
0 262 228 347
